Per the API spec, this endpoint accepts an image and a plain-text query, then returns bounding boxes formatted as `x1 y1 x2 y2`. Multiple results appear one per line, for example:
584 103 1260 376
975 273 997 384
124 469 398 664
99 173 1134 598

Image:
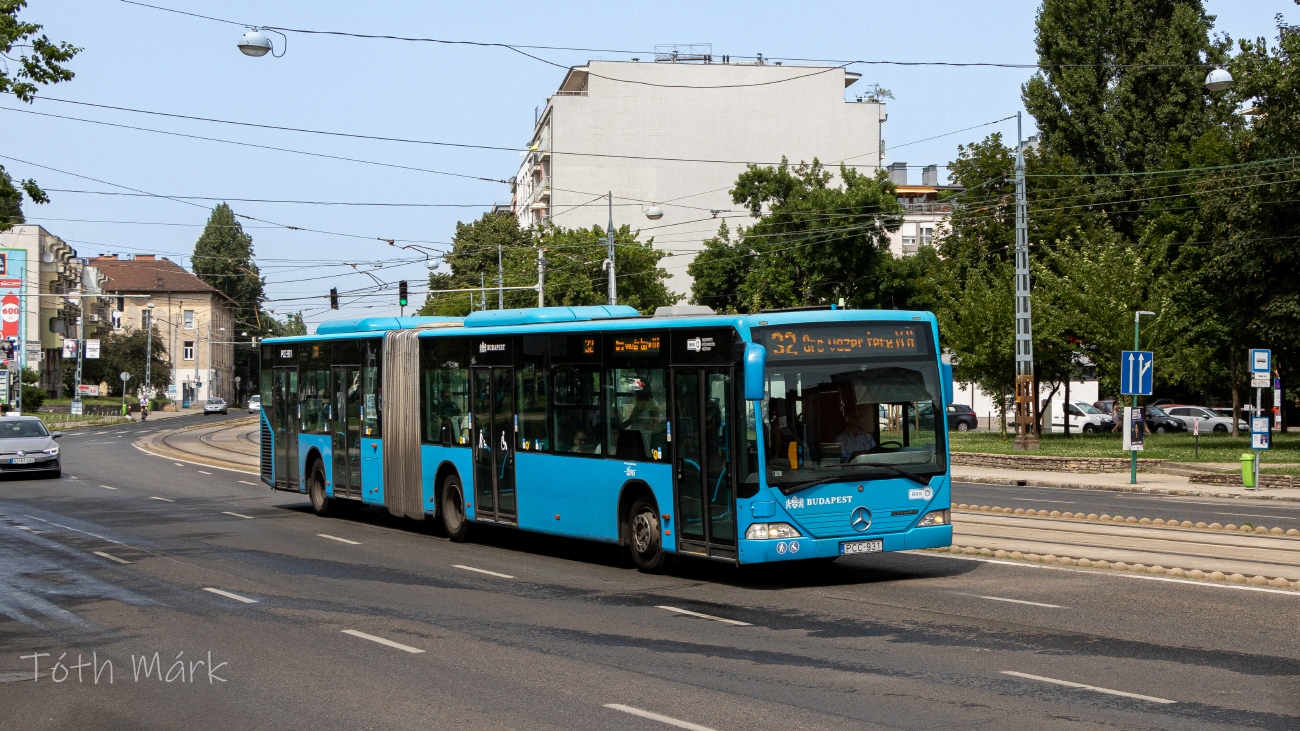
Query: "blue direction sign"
1121 351 1154 396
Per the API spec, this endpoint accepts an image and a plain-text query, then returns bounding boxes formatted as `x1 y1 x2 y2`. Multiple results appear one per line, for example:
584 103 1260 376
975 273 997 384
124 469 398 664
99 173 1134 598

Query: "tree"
192 204 263 332
264 312 308 337
0 0 79 232
420 213 676 316
686 221 751 313
72 326 170 398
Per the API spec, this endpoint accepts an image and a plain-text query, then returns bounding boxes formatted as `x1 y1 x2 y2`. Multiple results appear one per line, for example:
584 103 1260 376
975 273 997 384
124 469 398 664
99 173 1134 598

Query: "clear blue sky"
6 0 1293 328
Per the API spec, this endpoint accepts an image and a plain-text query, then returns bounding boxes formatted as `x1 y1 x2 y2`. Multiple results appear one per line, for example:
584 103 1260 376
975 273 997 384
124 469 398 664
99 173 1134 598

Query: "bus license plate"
840 539 883 555
11 457 34 464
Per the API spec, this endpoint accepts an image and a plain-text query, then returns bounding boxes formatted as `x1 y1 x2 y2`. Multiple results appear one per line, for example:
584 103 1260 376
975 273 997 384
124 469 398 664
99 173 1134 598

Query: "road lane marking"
1002 671 1176 704
318 534 361 545
656 605 752 626
174 463 184 467
237 480 256 486
202 587 257 604
98 484 118 490
1009 498 1076 504
971 595 1064 608
604 704 721 731
453 564 514 579
222 511 254 519
197 470 212 475
341 629 424 654
93 551 130 564
149 496 175 502
131 443 259 475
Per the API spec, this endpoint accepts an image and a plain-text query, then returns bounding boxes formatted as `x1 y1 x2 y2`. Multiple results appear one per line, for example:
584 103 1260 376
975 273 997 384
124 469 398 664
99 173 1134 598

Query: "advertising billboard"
0 250 24 349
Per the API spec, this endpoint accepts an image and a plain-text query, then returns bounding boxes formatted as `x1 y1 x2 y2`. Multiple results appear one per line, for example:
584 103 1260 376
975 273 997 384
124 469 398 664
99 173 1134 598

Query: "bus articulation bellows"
258 304 953 570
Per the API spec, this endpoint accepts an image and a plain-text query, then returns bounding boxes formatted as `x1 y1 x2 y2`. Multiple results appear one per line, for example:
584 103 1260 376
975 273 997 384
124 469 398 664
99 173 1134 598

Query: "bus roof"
265 306 937 345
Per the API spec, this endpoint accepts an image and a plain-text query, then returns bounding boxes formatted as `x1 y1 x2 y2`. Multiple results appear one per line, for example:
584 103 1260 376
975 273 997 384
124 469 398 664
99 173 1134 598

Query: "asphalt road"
2 415 1298 729
954 481 1300 533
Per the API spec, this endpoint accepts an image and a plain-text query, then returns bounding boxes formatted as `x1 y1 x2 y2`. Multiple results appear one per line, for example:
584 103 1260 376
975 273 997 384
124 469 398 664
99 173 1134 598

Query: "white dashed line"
452 564 514 579
237 480 256 486
971 595 1064 609
318 534 361 545
1008 498 1076 504
98 484 118 490
197 470 212 475
149 496 175 503
604 704 721 731
1002 671 1176 704
202 587 257 604
93 551 131 564
174 463 184 467
222 511 254 519
341 629 424 654
656 605 752 626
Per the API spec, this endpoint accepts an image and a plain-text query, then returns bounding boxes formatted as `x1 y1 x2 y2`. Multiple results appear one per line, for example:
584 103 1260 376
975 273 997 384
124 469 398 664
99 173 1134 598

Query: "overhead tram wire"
41 189 499 208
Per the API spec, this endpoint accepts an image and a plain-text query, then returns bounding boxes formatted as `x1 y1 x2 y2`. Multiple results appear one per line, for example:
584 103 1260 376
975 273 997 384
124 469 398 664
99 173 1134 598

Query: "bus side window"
518 365 549 451
552 365 603 455
300 368 330 434
423 364 469 446
606 367 668 462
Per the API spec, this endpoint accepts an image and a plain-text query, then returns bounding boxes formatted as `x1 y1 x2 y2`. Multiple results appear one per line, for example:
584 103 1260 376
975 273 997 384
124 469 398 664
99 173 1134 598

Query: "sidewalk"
953 464 1300 502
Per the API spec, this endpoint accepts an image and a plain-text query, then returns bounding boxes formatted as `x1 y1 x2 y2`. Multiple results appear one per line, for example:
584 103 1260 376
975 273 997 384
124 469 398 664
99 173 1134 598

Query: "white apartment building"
512 49 888 295
883 163 962 257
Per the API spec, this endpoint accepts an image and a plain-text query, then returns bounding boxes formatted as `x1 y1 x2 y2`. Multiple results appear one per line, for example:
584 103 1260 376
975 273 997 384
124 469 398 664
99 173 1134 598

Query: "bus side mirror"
940 362 954 406
744 343 766 401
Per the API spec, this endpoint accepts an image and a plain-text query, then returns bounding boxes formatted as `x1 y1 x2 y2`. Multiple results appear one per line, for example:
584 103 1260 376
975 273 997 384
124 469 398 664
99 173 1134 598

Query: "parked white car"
248 394 261 414
1049 401 1114 434
1164 405 1247 434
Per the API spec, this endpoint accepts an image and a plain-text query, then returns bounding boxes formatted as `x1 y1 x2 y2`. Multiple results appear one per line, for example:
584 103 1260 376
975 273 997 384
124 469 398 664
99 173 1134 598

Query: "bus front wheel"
308 460 332 517
441 474 469 543
628 498 667 572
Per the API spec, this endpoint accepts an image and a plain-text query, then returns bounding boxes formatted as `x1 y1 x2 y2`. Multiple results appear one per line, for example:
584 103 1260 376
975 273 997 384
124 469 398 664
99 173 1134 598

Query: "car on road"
1143 405 1187 433
1164 405 1246 434
946 403 979 432
0 416 61 478
247 394 261 414
204 398 228 415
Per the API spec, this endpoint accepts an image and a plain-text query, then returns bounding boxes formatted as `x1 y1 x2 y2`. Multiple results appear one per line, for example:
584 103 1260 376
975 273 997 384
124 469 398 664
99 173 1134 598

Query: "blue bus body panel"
298 434 332 496
420 445 474 519
361 438 384 504
514 452 674 548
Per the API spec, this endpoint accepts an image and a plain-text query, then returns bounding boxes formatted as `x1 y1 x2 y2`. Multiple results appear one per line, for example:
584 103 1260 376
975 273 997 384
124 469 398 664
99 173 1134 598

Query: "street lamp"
1129 310 1156 484
238 29 286 58
603 195 670 305
1204 67 1234 92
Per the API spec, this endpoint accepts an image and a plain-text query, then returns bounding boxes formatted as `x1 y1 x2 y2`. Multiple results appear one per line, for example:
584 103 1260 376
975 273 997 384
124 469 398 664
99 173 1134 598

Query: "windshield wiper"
772 466 931 495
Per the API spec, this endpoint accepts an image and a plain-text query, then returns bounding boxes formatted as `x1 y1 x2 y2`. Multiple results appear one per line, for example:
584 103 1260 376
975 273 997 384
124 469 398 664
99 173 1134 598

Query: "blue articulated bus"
258 304 953 570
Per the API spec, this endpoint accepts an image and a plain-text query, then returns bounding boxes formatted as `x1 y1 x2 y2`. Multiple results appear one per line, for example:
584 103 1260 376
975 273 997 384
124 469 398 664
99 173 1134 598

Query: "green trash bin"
1241 453 1256 487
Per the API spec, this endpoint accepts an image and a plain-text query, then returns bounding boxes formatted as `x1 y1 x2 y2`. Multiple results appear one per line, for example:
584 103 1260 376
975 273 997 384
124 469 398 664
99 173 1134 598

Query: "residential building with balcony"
510 48 889 295
883 163 963 257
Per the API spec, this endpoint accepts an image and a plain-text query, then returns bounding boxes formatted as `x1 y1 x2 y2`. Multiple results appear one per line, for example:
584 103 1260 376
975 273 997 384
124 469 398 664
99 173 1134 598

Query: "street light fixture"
238 28 286 58
1204 67 1233 92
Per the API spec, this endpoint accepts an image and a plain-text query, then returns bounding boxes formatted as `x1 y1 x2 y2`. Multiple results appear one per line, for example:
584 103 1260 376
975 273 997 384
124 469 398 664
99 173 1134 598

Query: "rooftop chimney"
921 164 939 186
136 254 156 260
887 162 908 186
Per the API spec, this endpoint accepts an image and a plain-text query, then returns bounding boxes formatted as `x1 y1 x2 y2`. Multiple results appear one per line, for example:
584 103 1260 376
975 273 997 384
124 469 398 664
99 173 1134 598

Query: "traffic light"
329 287 339 310
398 281 408 308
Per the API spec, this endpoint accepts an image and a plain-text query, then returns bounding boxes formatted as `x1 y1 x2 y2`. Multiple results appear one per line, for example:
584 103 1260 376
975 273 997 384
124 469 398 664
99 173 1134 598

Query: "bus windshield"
754 323 946 494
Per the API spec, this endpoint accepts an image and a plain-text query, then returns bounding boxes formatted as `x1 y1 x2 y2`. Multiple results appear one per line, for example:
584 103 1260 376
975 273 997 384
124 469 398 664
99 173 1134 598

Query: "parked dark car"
946 404 979 432
1143 405 1187 434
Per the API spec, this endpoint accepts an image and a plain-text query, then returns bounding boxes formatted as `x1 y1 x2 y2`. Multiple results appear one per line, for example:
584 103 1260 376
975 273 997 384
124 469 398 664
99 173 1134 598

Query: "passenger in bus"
571 427 600 454
837 410 876 461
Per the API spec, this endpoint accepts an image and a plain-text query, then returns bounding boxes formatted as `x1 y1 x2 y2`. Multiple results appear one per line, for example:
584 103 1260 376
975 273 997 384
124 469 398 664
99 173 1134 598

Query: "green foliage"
264 312 307 337
192 204 263 332
74 327 171 397
420 213 676 316
690 159 911 312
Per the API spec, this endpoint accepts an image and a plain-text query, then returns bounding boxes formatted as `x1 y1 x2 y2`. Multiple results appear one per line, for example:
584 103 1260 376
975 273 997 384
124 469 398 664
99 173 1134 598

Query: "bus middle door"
471 366 517 524
331 365 361 499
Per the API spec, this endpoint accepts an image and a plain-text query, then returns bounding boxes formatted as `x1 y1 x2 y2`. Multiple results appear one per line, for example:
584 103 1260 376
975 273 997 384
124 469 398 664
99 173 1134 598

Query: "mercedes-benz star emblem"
850 507 872 532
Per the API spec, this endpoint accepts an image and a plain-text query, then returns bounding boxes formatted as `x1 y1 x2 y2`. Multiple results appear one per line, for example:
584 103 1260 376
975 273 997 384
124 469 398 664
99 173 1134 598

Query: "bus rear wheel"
628 498 666 572
441 473 469 543
308 460 332 517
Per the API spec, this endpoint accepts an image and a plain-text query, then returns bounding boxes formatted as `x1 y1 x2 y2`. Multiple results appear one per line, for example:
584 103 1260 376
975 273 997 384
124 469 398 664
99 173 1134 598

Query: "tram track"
155 418 260 463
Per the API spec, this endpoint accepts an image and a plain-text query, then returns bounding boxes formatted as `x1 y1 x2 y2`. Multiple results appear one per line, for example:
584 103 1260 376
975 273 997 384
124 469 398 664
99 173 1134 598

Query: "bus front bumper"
737 525 952 563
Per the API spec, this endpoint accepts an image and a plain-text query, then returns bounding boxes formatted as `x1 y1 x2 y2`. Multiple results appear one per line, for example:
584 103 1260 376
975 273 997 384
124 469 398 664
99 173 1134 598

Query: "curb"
954 504 1300 539
953 474 1300 503
927 545 1300 592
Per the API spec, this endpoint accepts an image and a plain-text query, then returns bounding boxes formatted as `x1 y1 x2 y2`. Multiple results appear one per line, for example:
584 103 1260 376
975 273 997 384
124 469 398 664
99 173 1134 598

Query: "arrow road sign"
1121 351 1154 396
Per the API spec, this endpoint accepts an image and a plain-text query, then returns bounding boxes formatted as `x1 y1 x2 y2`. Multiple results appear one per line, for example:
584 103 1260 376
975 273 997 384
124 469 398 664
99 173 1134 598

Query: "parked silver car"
247 394 261 414
0 416 61 478
204 398 228 415
1164 405 1247 434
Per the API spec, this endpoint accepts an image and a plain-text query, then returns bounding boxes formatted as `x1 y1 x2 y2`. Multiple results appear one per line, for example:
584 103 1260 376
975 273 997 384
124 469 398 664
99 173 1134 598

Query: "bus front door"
671 368 737 560
331 365 362 499
273 367 299 490
471 366 517 524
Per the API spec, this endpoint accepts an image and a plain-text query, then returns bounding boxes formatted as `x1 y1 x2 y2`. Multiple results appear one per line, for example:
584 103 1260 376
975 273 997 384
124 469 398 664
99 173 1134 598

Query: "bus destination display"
613 335 661 355
761 326 921 359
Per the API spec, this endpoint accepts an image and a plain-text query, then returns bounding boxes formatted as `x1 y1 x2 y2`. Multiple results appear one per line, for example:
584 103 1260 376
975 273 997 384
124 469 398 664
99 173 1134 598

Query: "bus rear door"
273 367 299 490
331 365 362 499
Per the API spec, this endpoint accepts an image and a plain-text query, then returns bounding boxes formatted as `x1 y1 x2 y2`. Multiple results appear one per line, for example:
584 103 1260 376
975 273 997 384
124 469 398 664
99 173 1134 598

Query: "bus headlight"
745 522 802 540
917 509 949 527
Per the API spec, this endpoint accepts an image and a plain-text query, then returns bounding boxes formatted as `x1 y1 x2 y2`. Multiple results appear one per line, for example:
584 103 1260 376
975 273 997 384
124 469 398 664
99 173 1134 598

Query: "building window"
183 341 194 361
183 310 194 329
920 226 934 247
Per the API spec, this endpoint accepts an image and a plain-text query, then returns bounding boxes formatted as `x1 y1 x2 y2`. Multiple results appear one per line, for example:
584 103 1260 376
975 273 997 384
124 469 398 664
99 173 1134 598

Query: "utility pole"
143 303 156 405
73 291 84 407
605 191 617 305
480 273 486 312
1130 311 1155 484
497 243 504 310
1013 111 1039 451
536 247 547 307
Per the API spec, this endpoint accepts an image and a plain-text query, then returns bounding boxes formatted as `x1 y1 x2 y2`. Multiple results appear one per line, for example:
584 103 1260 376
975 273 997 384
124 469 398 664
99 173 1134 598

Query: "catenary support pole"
606 191 617 306
1012 111 1038 450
